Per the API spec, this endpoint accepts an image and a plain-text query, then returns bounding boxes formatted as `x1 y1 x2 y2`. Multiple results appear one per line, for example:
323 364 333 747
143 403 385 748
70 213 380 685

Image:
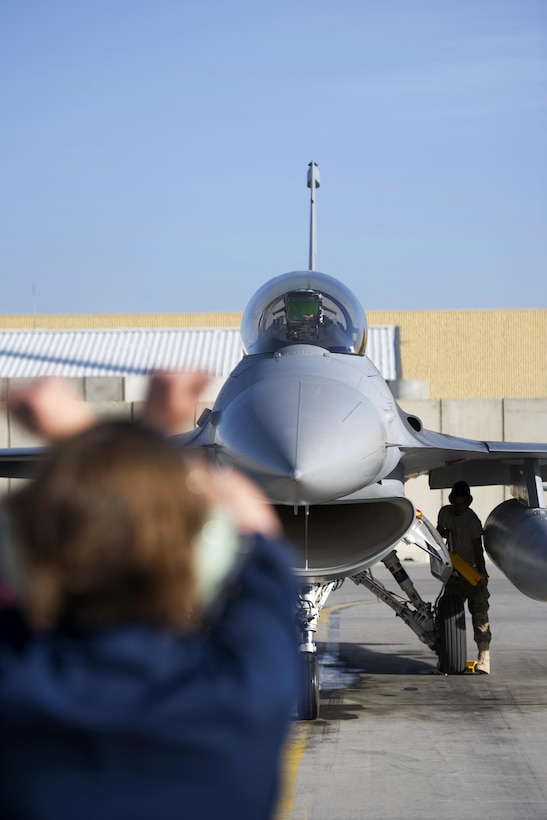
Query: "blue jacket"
0 535 299 820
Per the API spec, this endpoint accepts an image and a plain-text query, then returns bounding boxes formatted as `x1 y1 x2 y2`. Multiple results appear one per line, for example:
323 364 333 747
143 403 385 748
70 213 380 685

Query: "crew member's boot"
475 643 490 674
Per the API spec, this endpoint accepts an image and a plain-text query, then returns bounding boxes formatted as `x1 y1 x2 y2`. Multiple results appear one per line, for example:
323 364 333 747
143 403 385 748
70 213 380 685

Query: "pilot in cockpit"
283 289 328 343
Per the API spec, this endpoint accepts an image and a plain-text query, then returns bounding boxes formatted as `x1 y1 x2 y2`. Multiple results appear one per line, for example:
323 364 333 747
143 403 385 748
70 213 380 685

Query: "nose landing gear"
295 581 339 720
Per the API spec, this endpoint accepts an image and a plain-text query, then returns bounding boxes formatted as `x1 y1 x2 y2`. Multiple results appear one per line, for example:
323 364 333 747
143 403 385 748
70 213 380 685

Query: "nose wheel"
297 651 320 720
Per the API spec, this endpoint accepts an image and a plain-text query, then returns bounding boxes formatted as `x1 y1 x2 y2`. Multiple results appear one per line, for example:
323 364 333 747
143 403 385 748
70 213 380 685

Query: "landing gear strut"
352 550 438 651
294 581 339 720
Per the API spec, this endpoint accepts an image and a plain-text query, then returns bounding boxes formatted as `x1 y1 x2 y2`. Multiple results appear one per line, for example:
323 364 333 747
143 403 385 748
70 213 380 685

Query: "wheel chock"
465 660 478 673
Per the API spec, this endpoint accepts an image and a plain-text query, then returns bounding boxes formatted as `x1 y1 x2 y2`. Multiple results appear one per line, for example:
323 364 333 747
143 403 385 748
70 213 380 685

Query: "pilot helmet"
284 289 323 328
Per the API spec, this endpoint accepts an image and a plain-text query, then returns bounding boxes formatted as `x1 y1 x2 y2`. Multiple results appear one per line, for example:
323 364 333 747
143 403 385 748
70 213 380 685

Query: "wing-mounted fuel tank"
484 499 547 602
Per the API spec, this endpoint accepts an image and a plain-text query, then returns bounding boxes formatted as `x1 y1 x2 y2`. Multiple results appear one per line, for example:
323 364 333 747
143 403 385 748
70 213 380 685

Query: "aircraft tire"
437 595 466 674
297 651 320 720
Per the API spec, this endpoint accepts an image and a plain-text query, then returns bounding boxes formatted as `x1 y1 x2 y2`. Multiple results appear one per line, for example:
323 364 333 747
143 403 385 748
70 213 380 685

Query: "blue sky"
1 0 546 315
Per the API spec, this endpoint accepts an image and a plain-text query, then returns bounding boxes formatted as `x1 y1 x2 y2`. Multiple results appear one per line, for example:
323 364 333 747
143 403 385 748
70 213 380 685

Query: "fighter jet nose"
216 374 388 503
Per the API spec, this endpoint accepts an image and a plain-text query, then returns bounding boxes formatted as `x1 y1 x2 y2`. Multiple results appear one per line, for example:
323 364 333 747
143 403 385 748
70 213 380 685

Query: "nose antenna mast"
307 161 320 271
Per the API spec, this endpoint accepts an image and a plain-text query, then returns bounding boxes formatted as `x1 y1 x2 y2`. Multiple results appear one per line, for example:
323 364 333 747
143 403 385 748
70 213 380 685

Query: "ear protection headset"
448 481 473 505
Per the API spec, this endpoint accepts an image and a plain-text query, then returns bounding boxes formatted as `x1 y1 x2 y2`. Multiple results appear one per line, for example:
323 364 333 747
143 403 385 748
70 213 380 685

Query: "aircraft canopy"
241 271 368 356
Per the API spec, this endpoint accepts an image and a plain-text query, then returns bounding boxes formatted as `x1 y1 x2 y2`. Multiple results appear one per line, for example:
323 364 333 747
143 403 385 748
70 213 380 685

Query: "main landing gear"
436 594 466 674
352 550 467 676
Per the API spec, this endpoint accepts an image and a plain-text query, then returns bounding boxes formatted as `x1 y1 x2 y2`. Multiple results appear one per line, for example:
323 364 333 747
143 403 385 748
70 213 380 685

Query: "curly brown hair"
6 420 208 631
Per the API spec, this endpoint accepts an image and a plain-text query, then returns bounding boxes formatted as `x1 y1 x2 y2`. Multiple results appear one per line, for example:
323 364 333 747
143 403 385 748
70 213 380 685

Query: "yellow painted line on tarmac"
316 599 364 641
275 721 312 819
275 599 364 819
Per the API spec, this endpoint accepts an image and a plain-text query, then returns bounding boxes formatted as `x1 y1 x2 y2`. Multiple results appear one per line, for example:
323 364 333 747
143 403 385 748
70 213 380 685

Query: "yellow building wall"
367 309 547 399
0 313 241 330
2 308 546 399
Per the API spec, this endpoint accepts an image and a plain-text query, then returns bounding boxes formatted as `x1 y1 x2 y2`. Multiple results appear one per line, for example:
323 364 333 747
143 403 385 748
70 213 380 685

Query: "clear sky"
1 0 546 315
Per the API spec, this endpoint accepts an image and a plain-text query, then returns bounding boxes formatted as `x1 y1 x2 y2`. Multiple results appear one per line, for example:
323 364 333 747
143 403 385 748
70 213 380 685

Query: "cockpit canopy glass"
241 271 368 356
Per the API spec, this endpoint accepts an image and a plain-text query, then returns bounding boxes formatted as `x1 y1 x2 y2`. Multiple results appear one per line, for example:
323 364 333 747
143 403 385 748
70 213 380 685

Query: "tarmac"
276 561 547 820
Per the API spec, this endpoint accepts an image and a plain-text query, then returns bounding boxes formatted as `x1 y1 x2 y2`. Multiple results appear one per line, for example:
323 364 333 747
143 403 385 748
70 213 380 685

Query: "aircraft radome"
1 163 547 720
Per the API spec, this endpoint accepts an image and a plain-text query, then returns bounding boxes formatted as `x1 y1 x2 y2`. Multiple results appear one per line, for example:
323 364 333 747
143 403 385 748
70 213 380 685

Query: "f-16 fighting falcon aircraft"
175 163 547 718
2 164 547 720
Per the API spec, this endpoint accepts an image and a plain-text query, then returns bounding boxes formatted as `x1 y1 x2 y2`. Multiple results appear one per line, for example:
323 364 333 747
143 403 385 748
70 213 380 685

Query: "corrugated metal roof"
0 326 398 380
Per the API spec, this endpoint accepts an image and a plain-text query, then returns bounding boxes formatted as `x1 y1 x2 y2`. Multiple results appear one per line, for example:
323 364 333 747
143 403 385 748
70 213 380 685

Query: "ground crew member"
437 481 491 674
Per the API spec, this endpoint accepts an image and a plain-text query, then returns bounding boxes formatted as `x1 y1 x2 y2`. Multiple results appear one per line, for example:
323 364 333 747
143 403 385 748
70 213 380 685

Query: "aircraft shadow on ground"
317 640 437 680
313 641 440 722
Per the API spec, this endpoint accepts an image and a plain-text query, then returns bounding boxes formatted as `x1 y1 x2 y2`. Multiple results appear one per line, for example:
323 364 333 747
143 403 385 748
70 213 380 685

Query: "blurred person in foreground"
0 373 299 820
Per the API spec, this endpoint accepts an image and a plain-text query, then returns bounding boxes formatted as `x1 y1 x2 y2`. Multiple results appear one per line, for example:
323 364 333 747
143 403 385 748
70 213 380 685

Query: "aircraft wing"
0 448 50 480
2 429 547 486
400 426 547 489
